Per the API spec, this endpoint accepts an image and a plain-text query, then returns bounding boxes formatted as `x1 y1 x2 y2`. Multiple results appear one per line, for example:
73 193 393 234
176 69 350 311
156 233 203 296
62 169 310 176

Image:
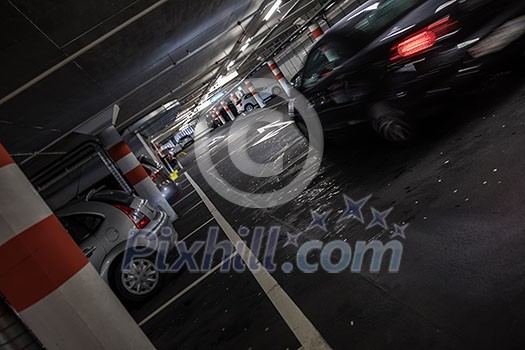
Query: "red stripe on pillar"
251 91 257 96
246 82 253 88
0 215 89 311
275 73 284 80
269 63 278 71
312 28 324 39
0 144 14 168
107 141 132 162
125 165 149 186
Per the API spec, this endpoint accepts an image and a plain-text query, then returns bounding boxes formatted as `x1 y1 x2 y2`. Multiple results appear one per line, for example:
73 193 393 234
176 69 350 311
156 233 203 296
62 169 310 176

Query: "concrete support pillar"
245 80 266 108
214 108 226 125
230 93 239 108
0 143 154 350
221 101 236 121
99 126 178 221
308 21 324 41
267 59 292 96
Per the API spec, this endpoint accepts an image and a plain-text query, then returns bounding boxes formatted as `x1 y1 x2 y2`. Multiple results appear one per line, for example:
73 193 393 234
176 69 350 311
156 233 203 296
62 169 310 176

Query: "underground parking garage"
1 0 525 349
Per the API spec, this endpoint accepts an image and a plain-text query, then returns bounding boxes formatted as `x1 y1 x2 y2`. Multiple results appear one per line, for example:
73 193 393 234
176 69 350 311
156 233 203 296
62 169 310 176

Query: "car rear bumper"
385 29 525 114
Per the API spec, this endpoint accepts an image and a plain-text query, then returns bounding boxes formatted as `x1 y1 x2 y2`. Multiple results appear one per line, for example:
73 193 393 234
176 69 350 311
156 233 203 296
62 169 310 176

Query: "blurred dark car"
178 135 194 149
295 0 525 142
139 156 181 203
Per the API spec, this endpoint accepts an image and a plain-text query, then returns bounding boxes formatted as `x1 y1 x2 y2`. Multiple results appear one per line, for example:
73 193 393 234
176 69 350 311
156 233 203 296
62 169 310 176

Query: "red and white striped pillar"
99 126 177 221
0 143 154 350
308 21 324 41
221 101 236 121
230 94 240 109
214 108 226 125
244 80 266 108
267 59 292 97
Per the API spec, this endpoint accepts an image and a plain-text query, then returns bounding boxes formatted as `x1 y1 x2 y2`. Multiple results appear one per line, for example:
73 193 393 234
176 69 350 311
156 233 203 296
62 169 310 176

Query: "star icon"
283 232 302 248
366 207 393 230
338 194 372 223
391 223 409 239
306 209 332 232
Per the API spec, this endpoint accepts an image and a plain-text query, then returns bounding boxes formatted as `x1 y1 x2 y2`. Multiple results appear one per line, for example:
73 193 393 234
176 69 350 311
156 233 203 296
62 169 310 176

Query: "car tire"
112 254 164 302
245 104 254 112
370 102 413 143
372 116 413 143
272 86 283 96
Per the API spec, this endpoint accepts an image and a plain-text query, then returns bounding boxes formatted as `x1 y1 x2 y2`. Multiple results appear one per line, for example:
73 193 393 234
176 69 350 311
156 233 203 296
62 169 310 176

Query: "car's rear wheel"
112 255 164 302
245 103 254 112
372 116 413 143
272 86 283 95
370 102 413 143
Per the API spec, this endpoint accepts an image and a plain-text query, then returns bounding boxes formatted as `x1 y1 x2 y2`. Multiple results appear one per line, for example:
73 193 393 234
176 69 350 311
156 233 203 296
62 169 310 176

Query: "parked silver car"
57 190 176 302
238 85 282 112
139 155 181 204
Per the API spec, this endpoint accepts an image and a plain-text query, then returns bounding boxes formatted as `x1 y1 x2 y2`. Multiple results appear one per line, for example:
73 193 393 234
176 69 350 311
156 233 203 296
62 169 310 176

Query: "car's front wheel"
272 86 283 96
245 103 254 112
113 256 164 302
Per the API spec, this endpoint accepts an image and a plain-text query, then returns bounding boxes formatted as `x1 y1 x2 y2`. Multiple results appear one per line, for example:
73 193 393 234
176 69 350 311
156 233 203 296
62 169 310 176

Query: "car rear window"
351 0 424 38
89 190 134 206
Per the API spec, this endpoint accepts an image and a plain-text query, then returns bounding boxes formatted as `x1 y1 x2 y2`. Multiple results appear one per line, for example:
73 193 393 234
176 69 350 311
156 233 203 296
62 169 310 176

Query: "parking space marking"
138 254 236 326
172 189 196 206
181 200 204 216
180 217 215 242
185 173 331 350
182 183 192 191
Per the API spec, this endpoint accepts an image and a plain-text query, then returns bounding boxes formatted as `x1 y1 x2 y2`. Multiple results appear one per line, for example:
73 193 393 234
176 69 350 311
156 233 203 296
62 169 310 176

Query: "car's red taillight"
391 16 457 61
150 170 161 181
113 204 151 229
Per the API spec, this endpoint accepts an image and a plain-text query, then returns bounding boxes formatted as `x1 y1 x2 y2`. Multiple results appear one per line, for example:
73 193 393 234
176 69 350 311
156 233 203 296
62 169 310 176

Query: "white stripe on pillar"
116 153 141 175
20 264 155 350
0 164 52 245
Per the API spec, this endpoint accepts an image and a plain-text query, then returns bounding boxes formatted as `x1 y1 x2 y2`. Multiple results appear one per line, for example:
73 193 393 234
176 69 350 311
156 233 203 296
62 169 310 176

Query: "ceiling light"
264 0 282 21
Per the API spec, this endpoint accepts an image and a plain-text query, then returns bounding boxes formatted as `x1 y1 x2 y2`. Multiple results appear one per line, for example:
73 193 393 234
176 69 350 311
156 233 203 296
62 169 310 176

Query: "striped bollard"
230 94 240 111
99 126 178 221
221 101 236 121
0 143 154 350
215 108 226 125
308 21 324 41
267 59 292 97
245 80 266 108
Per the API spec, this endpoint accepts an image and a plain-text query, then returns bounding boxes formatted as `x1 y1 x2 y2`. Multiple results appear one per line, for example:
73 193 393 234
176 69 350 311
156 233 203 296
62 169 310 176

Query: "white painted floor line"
182 183 192 191
138 254 236 327
173 189 196 206
185 173 331 350
181 217 215 242
182 200 204 216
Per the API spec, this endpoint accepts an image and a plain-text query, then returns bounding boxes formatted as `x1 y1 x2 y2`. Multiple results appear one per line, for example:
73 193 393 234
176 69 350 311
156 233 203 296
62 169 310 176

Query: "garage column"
245 80 266 108
221 101 236 121
230 93 239 107
308 21 324 41
0 143 155 350
99 126 178 221
267 59 292 97
215 108 227 125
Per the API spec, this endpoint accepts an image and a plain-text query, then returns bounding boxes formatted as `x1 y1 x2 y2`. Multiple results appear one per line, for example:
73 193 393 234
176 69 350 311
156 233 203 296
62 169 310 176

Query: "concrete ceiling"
0 0 330 168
